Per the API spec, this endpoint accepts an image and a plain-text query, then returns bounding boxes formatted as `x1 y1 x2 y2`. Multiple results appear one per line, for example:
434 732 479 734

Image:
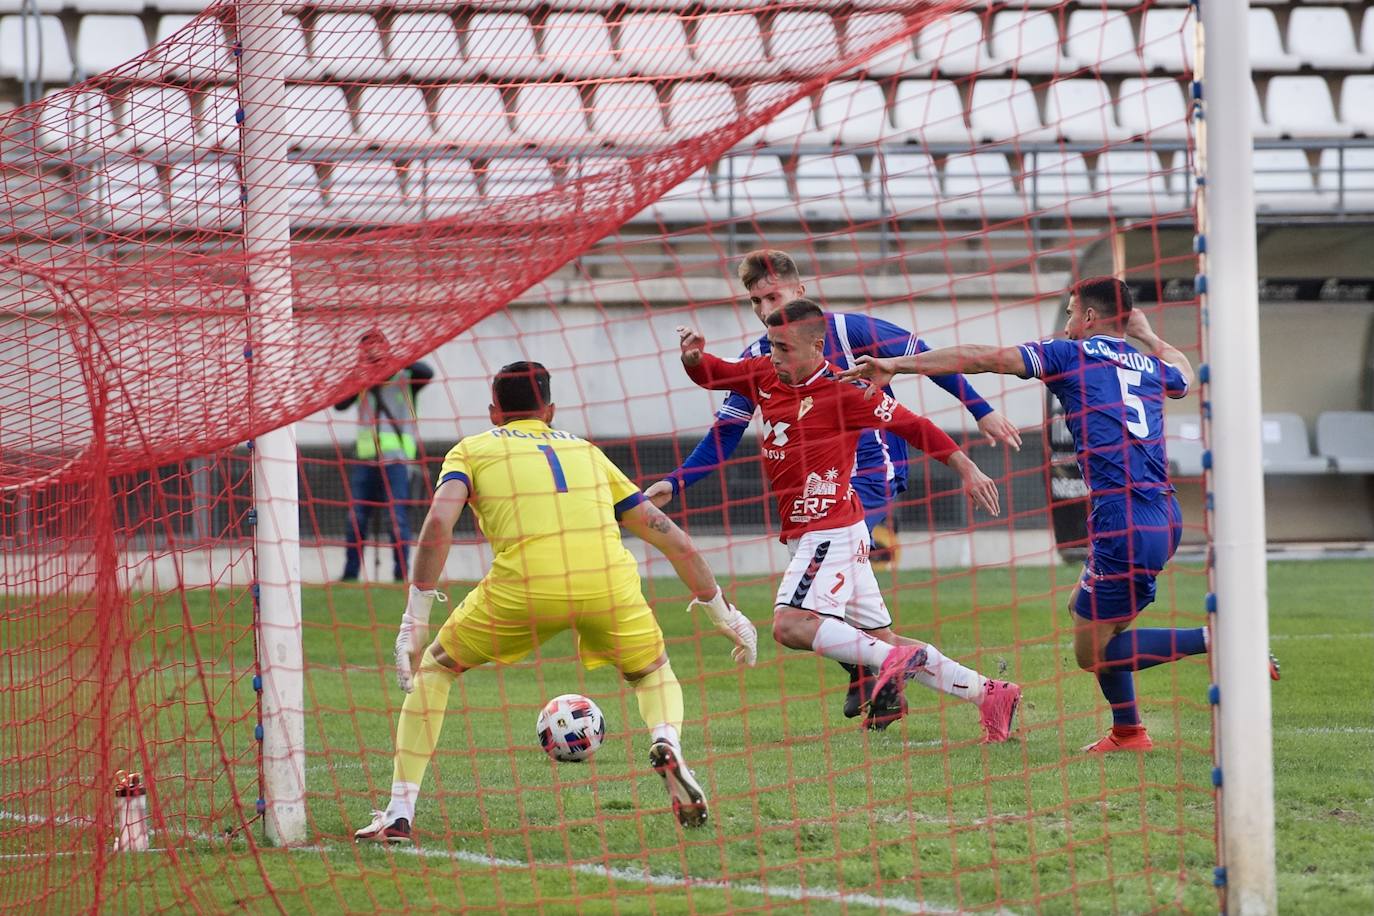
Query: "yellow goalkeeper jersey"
437 418 646 599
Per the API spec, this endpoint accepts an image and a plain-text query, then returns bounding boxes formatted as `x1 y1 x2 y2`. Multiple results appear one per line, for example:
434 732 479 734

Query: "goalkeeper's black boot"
841 663 871 718
863 676 908 731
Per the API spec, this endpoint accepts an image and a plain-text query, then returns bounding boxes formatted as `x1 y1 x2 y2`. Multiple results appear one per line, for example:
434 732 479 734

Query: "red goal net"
0 2 1213 912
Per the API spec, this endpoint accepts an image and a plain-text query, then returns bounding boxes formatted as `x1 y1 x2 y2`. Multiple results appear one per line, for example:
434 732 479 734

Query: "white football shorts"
773 519 892 630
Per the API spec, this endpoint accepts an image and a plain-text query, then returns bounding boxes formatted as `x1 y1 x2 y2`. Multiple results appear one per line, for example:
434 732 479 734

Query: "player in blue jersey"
842 277 1258 753
644 249 1022 727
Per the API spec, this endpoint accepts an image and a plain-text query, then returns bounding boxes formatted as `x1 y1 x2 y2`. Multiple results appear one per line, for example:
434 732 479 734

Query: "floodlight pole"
1197 0 1277 911
238 0 306 846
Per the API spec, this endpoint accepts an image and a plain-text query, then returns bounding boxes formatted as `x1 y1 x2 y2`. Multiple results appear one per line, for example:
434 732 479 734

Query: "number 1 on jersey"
538 445 569 493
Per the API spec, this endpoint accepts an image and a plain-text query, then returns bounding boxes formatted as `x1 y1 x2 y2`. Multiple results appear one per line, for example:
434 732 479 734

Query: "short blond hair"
737 249 800 291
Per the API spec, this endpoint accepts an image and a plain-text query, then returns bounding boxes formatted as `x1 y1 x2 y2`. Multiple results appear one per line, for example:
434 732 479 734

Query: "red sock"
1111 723 1146 738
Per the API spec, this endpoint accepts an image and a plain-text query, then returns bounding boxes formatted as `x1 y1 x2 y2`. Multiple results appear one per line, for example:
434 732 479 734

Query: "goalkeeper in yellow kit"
355 362 756 840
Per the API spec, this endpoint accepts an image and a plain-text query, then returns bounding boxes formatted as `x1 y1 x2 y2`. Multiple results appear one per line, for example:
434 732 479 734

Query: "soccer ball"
536 694 606 763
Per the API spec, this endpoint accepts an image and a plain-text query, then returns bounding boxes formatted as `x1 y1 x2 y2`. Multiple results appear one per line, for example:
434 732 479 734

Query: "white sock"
911 644 987 704
384 781 419 824
651 724 681 750
811 618 894 669
1202 626 1211 651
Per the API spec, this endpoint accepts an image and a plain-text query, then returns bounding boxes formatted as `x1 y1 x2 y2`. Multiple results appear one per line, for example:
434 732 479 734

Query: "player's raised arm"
676 325 768 394
841 345 1030 394
1126 309 1195 393
618 500 758 666
394 476 469 692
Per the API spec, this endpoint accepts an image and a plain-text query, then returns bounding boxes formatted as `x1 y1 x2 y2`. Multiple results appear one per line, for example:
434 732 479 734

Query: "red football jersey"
686 353 959 541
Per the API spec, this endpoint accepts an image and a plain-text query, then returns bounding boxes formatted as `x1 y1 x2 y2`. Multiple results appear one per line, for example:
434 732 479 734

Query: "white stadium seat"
814 80 888 145
1024 150 1098 214
124 86 196 155
1044 79 1123 142
86 160 168 234
1248 9 1300 71
514 83 593 149
388 13 467 82
415 157 482 219
1097 150 1183 214
1288 7 1372 70
770 11 841 77
37 89 126 153
169 156 240 232
1361 9 1374 57
434 84 517 150
481 157 556 200
668 81 739 140
590 81 666 147
1318 147 1374 210
795 154 875 221
879 152 940 213
1064 10 1139 74
326 162 413 225
275 15 320 82
987 10 1072 74
845 13 918 78
618 14 694 78
1316 412 1374 473
285 162 325 225
1251 79 1279 139
915 12 987 76
740 82 815 146
720 153 791 216
1139 9 1194 72
0 15 72 82
940 152 1023 219
1252 149 1321 213
1338 75 1374 135
692 12 778 79
540 13 623 80
284 86 359 152
1267 76 1348 138
464 13 547 81
1116 78 1189 141
197 87 239 151
74 15 148 77
154 15 233 83
311 13 396 82
1261 413 1331 473
968 78 1055 143
1166 413 1205 478
74 0 142 11
892 78 968 144
357 86 435 149
647 167 724 223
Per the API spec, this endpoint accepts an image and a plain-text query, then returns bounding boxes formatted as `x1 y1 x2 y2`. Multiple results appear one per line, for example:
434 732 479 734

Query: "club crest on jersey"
797 396 814 420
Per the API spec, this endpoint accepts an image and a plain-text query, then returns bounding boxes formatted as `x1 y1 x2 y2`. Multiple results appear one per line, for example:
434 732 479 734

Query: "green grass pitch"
3 559 1370 914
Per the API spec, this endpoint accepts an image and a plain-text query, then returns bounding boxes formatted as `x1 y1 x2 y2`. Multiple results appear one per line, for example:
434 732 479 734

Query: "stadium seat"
941 152 1023 219
1139 9 1195 73
36 89 127 154
892 78 968 144
770 11 841 77
434 84 517 151
795 154 875 221
154 15 233 83
1288 7 1372 70
1097 150 1183 214
1317 147 1374 210
387 13 467 82
1266 76 1348 138
720 153 790 217
1252 149 1322 213
740 82 815 146
86 160 169 234
668 81 740 141
845 13 919 78
1250 79 1279 140
481 157 556 200
514 84 593 150
987 10 1072 75
1248 9 1300 71
1025 150 1100 215
1045 79 1124 142
540 13 623 80
814 81 889 145
1261 413 1331 473
124 86 197 156
274 15 320 83
464 13 548 81
311 13 397 82
284 86 360 152
1338 75 1374 136
1116 78 1189 141
647 167 725 223
0 15 73 82
326 162 414 225
73 0 141 11
196 87 239 151
692 12 778 79
74 15 148 77
168 156 240 232
284 162 325 226
968 79 1055 143
878 152 940 215
0 165 75 233
915 12 987 76
618 14 693 78
1361 9 1374 57
590 81 666 147
1064 10 1139 74
1315 411 1374 473
1165 413 1205 478
415 157 482 219
357 86 435 149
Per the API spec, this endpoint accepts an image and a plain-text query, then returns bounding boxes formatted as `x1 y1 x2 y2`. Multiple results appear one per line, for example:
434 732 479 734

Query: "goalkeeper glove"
395 585 446 693
687 587 758 667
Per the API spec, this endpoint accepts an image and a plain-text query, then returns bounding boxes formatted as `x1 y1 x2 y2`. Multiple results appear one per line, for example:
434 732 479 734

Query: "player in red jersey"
678 299 1022 741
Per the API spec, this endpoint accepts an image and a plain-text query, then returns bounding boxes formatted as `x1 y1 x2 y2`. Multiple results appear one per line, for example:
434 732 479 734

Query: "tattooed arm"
618 500 718 600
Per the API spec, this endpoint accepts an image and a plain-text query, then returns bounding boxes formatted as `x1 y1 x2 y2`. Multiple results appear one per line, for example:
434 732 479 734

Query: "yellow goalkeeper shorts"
436 577 666 674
